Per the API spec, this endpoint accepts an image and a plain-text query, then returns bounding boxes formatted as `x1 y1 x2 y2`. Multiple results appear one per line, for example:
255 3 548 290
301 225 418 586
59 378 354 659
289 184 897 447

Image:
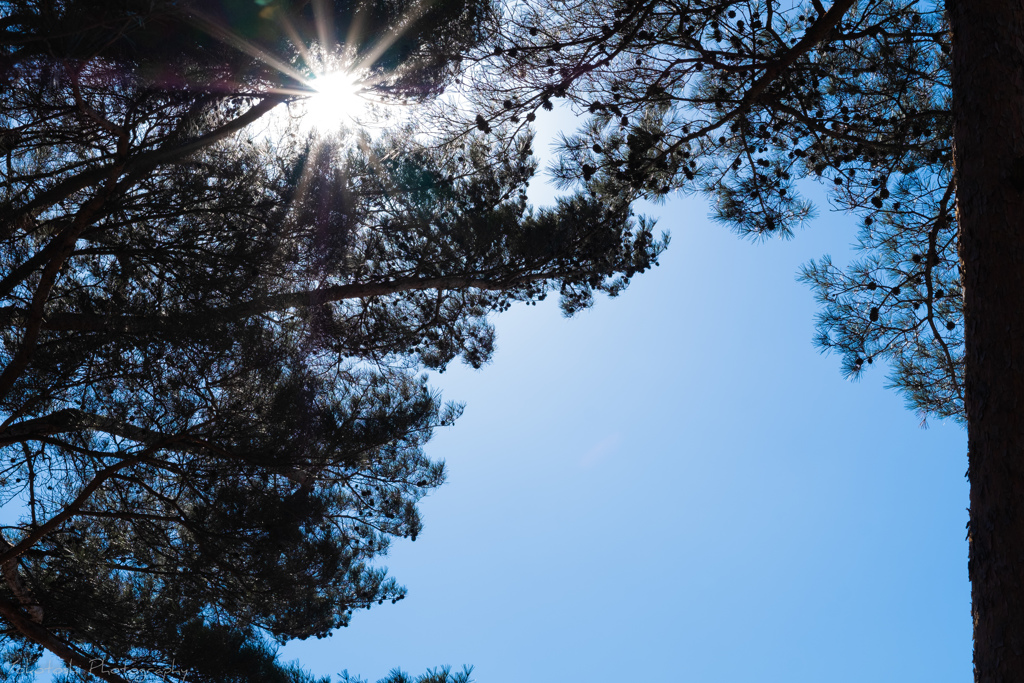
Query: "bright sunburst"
303 70 368 131
188 4 420 138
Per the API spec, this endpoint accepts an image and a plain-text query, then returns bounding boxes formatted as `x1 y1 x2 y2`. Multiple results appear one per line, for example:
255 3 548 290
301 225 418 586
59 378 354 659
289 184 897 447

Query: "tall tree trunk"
948 1 1024 680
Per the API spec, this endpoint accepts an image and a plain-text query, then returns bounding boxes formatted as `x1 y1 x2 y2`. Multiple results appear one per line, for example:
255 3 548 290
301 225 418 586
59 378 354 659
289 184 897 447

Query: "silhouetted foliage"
459 0 960 420
338 665 473 683
0 1 662 681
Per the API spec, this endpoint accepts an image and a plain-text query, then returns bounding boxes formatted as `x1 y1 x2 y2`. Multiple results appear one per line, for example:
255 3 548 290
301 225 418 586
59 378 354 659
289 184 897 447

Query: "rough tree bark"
948 1 1024 680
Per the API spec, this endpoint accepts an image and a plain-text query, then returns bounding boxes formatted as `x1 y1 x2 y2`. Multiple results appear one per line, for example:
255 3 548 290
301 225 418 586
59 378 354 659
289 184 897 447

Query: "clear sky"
279 109 971 683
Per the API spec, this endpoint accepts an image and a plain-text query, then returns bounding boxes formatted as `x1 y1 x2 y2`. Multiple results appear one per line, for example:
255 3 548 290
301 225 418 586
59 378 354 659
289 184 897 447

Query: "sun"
302 71 368 131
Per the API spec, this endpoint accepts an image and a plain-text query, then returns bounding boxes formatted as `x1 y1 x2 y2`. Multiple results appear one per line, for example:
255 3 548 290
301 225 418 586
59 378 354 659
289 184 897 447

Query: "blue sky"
278 110 971 682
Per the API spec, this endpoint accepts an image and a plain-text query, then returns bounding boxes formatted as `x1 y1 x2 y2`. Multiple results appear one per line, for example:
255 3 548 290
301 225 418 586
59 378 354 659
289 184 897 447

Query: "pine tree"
459 0 1015 679
0 1 664 681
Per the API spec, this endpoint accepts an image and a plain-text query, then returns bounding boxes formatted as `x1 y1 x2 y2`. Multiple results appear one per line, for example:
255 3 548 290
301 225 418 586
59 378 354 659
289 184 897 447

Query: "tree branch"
0 187 115 402
740 0 857 107
0 409 184 448
11 270 568 335
1 96 286 240
0 445 159 566
0 534 42 624
0 597 134 683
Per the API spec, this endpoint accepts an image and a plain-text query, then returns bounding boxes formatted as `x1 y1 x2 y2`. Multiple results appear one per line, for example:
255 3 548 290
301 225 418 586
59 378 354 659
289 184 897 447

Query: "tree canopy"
457 0 960 420
0 1 662 681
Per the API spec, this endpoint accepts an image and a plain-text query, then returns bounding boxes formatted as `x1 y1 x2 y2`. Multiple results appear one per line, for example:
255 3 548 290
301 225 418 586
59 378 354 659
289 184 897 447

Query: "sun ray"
187 9 311 87
277 12 316 73
353 0 437 75
185 2 421 138
336 4 367 67
312 0 337 61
